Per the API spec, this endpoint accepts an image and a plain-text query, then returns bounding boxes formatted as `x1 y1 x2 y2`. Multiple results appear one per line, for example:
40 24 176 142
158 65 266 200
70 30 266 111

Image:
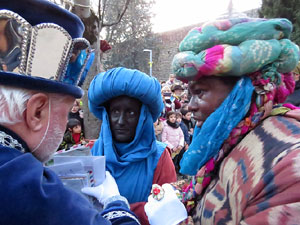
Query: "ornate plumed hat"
0 0 93 98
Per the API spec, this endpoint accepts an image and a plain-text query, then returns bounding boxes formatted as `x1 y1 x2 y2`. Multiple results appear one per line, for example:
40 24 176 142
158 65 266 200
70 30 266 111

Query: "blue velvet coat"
0 125 139 225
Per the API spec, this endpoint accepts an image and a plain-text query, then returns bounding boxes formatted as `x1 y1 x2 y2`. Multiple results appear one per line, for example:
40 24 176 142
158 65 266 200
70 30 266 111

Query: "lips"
115 129 129 133
192 114 204 127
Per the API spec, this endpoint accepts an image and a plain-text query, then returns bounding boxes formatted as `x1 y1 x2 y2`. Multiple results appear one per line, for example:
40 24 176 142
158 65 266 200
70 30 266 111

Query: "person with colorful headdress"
145 17 300 224
86 67 177 224
0 0 141 224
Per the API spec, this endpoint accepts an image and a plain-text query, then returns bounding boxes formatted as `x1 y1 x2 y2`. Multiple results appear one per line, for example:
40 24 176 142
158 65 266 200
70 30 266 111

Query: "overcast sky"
151 0 262 32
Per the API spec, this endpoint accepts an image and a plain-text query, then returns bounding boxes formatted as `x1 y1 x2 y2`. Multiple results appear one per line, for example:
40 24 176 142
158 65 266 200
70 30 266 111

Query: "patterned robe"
192 116 300 224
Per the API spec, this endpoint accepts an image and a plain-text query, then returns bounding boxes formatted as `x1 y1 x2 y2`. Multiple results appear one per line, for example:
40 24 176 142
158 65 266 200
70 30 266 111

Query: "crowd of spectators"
154 74 196 175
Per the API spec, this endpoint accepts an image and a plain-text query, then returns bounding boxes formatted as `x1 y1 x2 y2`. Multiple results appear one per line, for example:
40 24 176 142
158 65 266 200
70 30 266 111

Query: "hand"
184 144 189 151
145 184 187 225
85 139 96 149
81 171 120 205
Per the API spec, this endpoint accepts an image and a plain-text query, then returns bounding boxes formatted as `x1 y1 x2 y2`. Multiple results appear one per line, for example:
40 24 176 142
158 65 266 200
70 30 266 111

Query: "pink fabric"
161 122 184 150
198 45 225 76
275 73 295 103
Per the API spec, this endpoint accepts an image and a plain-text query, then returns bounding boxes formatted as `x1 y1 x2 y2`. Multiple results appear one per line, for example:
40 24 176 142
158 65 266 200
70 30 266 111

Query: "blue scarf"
180 76 254 175
88 67 165 203
91 104 165 203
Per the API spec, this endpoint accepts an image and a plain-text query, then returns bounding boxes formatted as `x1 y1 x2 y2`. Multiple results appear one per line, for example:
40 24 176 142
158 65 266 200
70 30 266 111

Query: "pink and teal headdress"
172 18 300 176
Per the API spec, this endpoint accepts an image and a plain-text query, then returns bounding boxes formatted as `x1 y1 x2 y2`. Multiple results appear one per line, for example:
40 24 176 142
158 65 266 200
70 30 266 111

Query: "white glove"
81 171 120 205
145 183 187 225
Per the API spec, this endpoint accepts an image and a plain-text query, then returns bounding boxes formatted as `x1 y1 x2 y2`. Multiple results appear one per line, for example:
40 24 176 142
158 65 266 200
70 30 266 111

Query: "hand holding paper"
81 171 120 205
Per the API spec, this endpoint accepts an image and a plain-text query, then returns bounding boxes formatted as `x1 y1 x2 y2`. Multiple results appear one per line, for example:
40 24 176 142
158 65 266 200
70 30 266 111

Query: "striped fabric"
192 116 300 224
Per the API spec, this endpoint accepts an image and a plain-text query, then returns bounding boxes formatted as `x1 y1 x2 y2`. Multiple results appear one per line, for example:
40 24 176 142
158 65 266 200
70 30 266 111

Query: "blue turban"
88 67 166 203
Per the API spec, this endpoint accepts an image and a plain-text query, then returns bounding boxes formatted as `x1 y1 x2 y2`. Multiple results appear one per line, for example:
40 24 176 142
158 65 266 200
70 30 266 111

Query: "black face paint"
107 95 142 143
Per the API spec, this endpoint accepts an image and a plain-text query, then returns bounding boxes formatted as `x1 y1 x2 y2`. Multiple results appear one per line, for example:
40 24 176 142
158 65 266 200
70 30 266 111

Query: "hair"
181 103 189 111
0 85 70 125
161 85 171 93
73 99 81 107
181 91 188 98
166 111 176 119
67 118 81 130
176 112 182 119
180 108 189 116
0 85 34 125
218 76 240 87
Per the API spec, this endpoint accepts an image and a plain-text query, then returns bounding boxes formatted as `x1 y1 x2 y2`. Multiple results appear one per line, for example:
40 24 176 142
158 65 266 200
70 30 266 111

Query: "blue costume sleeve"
0 147 140 225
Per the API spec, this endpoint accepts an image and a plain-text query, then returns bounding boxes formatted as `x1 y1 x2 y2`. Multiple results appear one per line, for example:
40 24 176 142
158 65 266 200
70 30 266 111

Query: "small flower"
151 184 165 201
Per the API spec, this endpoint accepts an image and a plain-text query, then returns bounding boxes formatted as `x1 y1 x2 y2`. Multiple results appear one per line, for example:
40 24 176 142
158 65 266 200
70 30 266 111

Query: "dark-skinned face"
188 76 236 127
107 95 142 143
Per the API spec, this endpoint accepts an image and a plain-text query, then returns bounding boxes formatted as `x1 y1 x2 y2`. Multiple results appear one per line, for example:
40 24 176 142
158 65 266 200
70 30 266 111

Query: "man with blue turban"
87 67 177 224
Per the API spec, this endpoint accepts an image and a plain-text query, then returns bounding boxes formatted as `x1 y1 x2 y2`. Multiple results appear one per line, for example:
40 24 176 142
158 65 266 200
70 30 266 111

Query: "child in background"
180 91 189 104
59 118 86 150
173 112 190 174
161 85 181 117
162 111 184 159
68 99 84 135
154 118 164 141
181 108 195 139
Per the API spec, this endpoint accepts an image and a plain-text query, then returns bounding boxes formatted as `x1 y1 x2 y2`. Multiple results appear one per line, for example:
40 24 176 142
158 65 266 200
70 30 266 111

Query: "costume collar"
0 124 29 153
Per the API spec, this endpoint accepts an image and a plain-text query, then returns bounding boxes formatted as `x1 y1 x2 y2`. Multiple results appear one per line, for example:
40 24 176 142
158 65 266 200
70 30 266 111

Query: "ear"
25 93 50 132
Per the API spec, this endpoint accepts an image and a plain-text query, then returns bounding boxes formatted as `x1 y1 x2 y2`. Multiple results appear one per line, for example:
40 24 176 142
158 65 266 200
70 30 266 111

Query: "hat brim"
0 71 83 98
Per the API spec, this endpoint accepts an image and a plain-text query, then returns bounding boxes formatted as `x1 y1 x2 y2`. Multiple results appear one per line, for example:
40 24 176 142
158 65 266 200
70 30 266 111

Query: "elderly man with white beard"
0 0 141 224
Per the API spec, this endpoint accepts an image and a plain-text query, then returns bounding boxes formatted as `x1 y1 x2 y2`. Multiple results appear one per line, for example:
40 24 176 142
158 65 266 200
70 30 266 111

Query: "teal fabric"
172 18 299 82
179 18 292 53
173 17 300 176
180 76 254 175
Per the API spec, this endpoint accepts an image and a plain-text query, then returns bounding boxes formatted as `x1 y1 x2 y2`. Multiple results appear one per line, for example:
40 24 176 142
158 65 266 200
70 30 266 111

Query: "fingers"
105 171 111 177
161 183 174 193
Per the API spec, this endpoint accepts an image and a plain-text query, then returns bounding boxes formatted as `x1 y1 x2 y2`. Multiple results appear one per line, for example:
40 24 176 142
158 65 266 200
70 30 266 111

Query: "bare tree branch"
102 0 131 27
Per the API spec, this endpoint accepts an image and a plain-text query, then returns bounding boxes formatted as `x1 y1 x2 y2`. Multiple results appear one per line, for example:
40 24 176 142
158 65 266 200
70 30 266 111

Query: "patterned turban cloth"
172 18 300 176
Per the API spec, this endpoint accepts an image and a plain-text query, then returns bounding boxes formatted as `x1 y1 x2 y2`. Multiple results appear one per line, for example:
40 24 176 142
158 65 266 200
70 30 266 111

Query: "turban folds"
172 18 299 82
88 67 166 203
173 18 300 175
88 67 163 122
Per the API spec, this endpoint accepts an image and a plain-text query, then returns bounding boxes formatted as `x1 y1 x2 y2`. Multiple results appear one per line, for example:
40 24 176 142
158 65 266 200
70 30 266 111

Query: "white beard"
32 104 66 162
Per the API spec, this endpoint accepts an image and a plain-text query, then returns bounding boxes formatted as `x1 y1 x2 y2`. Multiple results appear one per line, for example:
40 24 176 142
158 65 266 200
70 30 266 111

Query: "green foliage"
102 0 159 74
259 0 300 45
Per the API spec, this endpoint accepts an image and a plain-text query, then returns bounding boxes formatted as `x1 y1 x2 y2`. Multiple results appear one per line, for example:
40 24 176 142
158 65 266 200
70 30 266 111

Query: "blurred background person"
285 61 300 106
165 73 176 87
59 118 86 150
162 111 184 160
154 118 164 142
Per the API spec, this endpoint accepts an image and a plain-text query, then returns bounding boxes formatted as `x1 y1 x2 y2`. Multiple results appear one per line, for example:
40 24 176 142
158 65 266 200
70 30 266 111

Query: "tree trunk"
81 22 103 140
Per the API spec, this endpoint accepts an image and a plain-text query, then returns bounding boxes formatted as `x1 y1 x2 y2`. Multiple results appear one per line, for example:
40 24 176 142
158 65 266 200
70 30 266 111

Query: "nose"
188 95 199 113
117 112 126 126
